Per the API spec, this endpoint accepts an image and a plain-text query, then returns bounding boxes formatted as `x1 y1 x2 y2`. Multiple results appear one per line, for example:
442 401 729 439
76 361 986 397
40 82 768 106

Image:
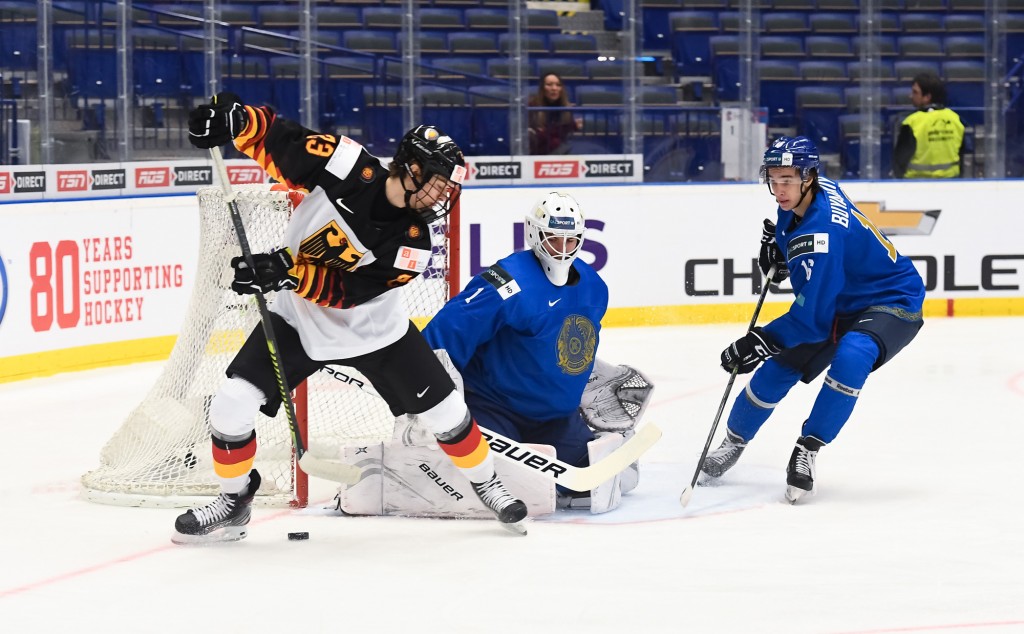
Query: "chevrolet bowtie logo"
854 202 940 236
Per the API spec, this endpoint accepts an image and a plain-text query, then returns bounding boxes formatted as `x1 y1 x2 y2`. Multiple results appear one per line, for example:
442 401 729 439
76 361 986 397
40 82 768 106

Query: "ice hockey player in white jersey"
334 192 654 517
171 92 527 543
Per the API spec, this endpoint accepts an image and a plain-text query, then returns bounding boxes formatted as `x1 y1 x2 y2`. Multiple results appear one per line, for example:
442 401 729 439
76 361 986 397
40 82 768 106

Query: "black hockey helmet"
393 125 467 223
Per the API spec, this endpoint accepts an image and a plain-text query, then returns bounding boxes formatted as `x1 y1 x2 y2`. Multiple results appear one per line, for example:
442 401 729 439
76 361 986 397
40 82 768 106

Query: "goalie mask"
524 192 586 286
393 125 467 224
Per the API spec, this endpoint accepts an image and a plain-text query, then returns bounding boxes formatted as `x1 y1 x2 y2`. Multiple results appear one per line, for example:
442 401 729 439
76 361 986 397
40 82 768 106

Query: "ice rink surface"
1 318 1021 634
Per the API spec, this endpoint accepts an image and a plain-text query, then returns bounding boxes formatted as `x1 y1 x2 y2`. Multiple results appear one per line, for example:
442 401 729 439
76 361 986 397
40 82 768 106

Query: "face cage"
537 228 584 262
403 163 462 224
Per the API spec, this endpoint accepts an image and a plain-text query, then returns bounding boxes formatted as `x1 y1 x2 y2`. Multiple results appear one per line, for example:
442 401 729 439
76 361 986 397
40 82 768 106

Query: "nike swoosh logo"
336 198 355 214
548 298 562 307
857 319 873 324
465 288 483 304
416 386 430 398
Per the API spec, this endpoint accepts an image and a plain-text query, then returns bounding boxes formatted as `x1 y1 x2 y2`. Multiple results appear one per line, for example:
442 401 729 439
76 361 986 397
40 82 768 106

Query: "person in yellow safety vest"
893 72 965 179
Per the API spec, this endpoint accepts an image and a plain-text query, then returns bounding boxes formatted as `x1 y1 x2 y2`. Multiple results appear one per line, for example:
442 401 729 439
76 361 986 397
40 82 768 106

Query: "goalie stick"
679 266 776 508
480 423 662 493
209 145 360 485
316 363 662 492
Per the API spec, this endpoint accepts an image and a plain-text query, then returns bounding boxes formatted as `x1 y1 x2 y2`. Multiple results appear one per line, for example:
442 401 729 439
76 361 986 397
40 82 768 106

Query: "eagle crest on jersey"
299 221 363 269
557 315 597 376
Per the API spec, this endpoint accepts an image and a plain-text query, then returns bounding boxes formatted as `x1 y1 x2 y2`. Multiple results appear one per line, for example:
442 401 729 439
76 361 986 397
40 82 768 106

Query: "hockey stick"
479 423 662 493
314 364 661 491
679 266 776 508
208 146 360 485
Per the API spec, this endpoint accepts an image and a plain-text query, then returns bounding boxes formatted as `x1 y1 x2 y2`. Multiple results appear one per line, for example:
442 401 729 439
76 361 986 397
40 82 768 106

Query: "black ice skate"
699 429 748 483
785 436 824 504
471 473 528 536
172 470 261 544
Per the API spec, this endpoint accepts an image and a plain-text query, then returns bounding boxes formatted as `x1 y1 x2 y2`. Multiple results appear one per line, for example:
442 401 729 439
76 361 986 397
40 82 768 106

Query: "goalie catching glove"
230 248 299 295
579 359 655 433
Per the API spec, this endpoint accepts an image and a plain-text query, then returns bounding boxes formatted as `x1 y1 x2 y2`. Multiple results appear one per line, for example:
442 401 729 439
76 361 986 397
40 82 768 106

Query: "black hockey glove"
759 219 789 283
721 327 782 374
188 92 248 149
230 248 298 295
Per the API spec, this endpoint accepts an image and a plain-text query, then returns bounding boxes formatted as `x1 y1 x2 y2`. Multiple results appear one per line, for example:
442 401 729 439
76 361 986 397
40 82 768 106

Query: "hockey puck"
287 532 309 541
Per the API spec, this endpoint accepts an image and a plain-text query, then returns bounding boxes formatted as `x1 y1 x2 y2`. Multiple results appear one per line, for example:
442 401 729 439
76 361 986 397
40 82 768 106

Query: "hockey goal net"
82 184 458 508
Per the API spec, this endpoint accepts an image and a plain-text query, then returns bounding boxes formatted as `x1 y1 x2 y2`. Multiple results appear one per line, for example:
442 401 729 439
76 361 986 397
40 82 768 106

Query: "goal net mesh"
81 185 453 507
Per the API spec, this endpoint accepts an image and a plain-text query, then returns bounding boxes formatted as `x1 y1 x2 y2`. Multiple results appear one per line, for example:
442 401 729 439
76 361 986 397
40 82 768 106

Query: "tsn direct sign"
0 160 269 200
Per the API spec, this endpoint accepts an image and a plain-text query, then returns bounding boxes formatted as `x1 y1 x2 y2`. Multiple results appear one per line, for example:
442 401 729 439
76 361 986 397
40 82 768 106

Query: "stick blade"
561 422 663 492
679 485 694 508
298 454 361 485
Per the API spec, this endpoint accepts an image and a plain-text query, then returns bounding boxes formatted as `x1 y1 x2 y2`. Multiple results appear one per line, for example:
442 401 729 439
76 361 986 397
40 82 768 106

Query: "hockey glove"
720 327 782 374
188 92 248 149
230 248 298 295
759 219 789 283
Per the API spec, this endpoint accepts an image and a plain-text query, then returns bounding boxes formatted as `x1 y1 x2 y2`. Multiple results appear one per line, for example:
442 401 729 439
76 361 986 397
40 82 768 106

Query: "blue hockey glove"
721 327 782 374
230 248 298 295
759 219 789 283
188 92 248 149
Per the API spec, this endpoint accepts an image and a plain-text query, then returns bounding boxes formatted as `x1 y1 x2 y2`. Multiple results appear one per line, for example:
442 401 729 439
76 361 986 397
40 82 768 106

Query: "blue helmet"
760 136 820 182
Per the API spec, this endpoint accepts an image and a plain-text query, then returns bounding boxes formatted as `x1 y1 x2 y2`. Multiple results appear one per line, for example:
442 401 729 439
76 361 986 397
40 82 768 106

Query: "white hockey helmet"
524 192 586 286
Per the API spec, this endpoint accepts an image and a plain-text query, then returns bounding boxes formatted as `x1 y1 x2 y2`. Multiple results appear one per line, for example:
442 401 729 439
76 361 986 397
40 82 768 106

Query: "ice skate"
699 429 747 484
172 470 261 544
471 473 528 535
785 436 824 504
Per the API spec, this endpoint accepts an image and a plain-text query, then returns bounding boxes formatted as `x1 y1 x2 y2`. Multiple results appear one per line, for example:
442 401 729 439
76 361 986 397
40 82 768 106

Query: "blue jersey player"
701 137 925 503
423 192 654 513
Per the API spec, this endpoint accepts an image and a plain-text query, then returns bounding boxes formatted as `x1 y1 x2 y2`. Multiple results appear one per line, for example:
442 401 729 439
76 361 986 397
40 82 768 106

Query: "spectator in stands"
528 72 583 155
893 73 965 179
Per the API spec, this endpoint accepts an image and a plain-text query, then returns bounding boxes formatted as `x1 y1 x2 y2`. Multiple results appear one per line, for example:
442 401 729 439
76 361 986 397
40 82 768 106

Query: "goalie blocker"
335 360 655 517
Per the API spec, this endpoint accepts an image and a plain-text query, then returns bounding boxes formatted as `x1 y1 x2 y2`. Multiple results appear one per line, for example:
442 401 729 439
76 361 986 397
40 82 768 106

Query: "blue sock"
802 332 880 443
727 359 802 442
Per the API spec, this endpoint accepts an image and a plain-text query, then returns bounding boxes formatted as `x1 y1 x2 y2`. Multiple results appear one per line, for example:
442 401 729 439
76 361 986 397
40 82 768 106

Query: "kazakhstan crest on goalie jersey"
556 314 596 376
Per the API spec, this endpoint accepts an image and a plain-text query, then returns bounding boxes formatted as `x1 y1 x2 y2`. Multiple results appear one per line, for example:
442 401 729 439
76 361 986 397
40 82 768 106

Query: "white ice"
1 319 1022 634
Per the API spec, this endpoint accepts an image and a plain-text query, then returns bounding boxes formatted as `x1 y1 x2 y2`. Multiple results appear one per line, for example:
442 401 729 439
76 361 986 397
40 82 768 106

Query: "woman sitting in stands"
528 72 583 155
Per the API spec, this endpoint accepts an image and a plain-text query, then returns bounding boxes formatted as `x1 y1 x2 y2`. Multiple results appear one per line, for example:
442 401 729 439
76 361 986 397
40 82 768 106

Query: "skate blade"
171 526 248 545
499 521 528 536
784 486 813 504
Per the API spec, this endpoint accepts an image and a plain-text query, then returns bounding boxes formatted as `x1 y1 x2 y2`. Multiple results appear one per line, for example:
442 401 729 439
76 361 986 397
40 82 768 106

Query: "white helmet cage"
524 192 586 286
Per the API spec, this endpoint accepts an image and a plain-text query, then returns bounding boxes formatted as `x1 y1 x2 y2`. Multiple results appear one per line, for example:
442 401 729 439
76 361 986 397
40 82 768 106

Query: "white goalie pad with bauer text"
335 416 556 519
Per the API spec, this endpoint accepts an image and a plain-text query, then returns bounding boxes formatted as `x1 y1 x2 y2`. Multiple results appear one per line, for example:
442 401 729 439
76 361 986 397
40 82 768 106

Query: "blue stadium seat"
847 60 897 82
342 30 397 55
762 12 810 34
549 33 598 56
799 60 850 81
451 31 500 54
497 32 546 55
535 59 588 81
893 59 941 81
944 13 985 32
806 36 855 58
361 7 402 30
796 86 846 154
465 8 509 30
760 36 804 57
810 13 857 33
897 36 944 57
416 7 462 29
944 35 984 57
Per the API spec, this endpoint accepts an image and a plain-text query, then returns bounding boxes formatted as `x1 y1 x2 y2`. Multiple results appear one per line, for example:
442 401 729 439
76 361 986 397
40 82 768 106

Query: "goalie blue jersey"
762 176 926 348
423 250 608 421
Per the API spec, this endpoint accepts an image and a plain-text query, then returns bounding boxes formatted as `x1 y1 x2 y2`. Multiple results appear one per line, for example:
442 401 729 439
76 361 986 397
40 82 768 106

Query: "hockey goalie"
335 192 655 518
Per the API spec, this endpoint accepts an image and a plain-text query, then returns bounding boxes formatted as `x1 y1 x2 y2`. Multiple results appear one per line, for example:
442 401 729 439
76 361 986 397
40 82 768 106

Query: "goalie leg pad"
209 376 267 437
588 432 625 514
335 440 555 518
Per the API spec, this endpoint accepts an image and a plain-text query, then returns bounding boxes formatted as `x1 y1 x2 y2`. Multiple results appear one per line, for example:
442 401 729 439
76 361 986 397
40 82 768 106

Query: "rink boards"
1 178 1021 381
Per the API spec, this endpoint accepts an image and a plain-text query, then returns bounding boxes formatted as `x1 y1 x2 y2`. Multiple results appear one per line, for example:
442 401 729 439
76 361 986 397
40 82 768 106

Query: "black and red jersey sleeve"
232 105 342 193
